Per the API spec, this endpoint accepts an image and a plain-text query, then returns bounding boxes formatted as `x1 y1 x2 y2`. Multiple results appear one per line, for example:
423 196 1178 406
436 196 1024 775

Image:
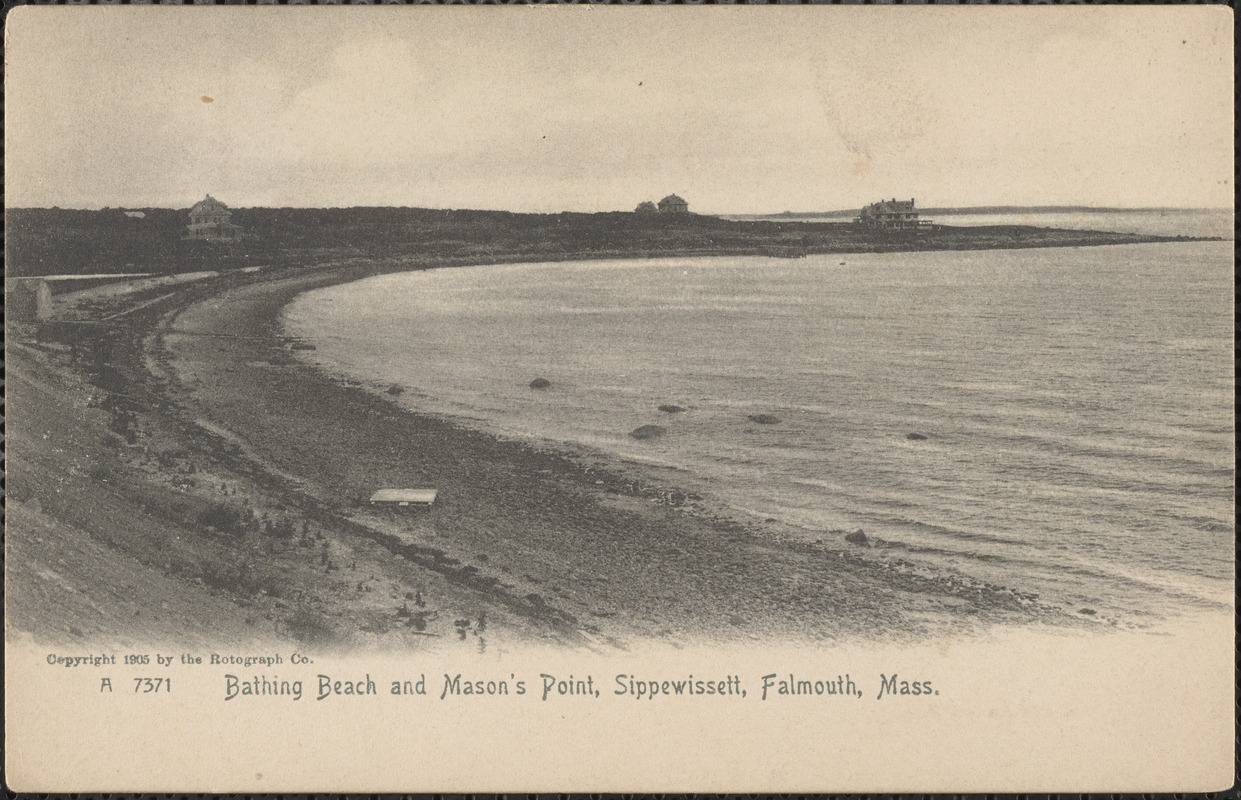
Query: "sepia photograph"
4 5 1234 792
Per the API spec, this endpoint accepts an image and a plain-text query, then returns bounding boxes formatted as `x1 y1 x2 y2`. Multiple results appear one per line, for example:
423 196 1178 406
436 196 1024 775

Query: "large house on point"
855 198 924 230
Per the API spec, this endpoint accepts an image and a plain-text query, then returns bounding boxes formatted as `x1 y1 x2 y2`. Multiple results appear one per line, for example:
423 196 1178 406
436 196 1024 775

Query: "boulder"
844 529 869 545
658 404 686 413
748 414 781 425
629 425 667 441
906 433 927 440
528 378 552 389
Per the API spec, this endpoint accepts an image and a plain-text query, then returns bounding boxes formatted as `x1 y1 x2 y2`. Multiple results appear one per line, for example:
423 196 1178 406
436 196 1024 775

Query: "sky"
4 6 1234 214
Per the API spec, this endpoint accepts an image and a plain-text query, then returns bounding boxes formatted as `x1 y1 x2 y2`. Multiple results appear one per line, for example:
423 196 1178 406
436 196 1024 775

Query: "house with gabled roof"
855 198 923 230
186 195 244 242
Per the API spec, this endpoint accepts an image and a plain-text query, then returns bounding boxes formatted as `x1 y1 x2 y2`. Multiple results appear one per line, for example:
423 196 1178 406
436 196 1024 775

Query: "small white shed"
369 489 438 507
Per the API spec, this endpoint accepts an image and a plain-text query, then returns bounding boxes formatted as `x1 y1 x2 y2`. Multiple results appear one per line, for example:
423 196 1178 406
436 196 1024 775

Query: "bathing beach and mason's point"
4 6 1234 793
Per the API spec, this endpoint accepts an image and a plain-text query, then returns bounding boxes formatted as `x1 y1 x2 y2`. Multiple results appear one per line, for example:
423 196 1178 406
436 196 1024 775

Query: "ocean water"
736 208 1235 241
284 236 1234 621
929 209 1234 239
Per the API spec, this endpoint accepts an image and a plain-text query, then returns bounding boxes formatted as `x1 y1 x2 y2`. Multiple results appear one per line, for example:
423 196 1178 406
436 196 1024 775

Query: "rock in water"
629 425 667 441
658 404 686 413
529 378 552 389
844 529 869 545
748 414 781 425
906 432 927 440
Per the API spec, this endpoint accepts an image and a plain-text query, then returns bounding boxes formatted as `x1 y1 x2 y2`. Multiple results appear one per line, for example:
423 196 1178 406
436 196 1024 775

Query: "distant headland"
4 203 1214 280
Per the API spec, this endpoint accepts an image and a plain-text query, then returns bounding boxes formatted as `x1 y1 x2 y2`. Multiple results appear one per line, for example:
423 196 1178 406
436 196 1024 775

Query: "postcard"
4 5 1234 792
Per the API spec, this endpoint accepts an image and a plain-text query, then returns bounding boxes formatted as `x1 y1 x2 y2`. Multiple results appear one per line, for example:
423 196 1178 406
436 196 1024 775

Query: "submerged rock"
748 414 781 425
658 404 686 413
844 529 869 545
906 433 927 440
629 425 667 441
528 378 552 389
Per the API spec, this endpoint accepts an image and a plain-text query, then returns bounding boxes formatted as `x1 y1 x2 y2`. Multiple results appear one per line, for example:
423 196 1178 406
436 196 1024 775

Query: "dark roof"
189 195 229 214
863 199 915 213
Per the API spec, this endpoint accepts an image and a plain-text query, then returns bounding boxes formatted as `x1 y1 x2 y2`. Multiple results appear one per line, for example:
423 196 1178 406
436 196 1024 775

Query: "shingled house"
855 198 921 230
186 195 244 242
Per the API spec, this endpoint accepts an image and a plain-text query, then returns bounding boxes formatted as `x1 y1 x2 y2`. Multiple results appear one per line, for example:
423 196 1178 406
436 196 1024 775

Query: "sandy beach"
12 256 1083 652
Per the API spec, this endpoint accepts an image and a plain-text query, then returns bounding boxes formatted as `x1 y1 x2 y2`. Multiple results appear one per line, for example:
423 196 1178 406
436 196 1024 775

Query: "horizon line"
9 203 1233 215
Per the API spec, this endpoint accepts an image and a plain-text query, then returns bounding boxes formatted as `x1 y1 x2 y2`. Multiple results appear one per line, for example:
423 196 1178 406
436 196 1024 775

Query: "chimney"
911 198 915 206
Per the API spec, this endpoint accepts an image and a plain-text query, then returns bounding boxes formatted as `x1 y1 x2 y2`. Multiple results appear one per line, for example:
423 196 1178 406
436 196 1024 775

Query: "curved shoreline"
26 238 1229 647
26 241 1193 648
147 257 1089 647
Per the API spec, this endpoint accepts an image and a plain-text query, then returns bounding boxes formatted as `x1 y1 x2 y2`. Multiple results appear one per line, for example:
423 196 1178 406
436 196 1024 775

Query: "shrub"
197 502 250 536
286 606 337 646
